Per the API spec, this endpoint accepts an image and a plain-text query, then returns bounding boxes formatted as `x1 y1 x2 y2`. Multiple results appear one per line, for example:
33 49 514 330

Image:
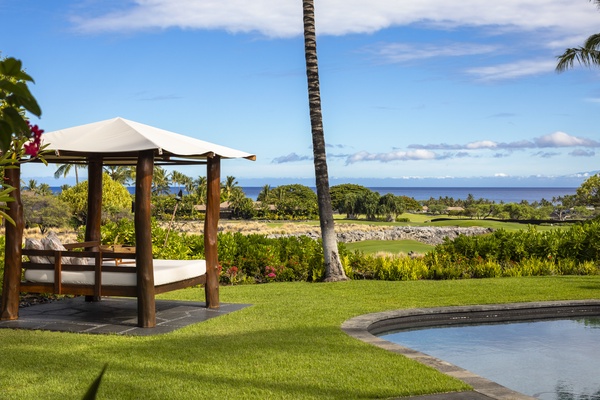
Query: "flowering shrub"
96 219 600 284
0 57 42 153
223 266 240 284
264 266 278 282
0 57 45 224
23 122 43 156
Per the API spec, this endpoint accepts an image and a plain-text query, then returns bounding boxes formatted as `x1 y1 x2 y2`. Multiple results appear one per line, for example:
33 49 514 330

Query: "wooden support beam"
1 165 23 320
85 156 103 302
85 156 103 247
204 155 220 309
135 150 156 328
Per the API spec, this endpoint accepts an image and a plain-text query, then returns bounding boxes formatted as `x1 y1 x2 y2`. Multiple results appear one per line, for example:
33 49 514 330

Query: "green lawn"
302 213 569 232
1 277 599 399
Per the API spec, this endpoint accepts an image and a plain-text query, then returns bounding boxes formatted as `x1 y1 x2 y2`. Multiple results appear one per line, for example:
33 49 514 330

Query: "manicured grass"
424 218 565 232
1 277 599 399
280 214 568 232
344 239 434 254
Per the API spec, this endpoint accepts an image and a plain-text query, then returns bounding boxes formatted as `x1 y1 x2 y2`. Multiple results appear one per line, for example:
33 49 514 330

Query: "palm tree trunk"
302 0 347 282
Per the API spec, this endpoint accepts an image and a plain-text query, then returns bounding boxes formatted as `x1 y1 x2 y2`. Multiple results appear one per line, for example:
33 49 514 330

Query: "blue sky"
2 0 600 187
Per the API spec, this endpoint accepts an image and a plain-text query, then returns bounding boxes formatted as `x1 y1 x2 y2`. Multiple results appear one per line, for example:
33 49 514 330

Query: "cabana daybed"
0 117 255 328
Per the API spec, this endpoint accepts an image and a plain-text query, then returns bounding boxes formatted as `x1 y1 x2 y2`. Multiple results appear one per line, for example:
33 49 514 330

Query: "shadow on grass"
0 324 464 399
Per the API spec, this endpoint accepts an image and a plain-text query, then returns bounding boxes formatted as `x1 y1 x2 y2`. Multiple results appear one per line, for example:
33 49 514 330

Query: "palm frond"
556 46 600 72
583 33 600 50
53 163 70 179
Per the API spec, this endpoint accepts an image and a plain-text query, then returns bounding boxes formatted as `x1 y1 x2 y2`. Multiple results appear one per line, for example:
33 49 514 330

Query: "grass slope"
1 277 599 399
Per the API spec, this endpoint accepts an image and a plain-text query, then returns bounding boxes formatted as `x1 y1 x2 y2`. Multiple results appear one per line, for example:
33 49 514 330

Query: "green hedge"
99 219 327 282
93 218 600 284
0 219 598 289
430 219 600 264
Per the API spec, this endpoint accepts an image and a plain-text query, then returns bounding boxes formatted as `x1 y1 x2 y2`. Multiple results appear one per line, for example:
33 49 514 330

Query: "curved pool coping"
341 299 600 400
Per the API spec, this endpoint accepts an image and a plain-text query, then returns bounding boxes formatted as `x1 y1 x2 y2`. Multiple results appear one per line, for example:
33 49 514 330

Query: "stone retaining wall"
268 226 493 245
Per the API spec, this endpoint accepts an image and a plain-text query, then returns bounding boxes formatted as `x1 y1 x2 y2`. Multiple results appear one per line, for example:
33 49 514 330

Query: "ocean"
53 186 577 204
241 186 576 203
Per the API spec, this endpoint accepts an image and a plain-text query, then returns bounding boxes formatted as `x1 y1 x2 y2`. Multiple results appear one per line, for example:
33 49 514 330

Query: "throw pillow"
42 231 74 265
24 238 49 264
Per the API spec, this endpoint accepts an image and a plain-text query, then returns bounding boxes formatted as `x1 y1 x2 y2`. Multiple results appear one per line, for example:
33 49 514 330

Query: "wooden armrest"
63 241 101 250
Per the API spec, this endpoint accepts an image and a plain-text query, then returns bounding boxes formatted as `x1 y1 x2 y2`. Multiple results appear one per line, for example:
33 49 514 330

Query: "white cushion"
24 259 206 287
24 238 49 264
42 232 74 265
72 256 91 265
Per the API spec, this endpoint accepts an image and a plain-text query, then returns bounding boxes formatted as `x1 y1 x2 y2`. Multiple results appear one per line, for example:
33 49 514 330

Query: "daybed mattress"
24 259 206 287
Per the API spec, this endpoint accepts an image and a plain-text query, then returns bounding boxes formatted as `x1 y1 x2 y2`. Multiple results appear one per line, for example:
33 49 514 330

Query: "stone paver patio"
0 297 250 336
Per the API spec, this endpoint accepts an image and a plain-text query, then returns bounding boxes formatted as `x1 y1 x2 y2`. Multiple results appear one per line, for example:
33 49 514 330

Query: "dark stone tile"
0 297 251 336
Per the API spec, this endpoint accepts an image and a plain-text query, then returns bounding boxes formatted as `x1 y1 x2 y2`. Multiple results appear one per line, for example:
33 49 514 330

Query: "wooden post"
135 150 156 328
204 155 220 309
1 165 23 320
85 156 103 302
85 157 103 245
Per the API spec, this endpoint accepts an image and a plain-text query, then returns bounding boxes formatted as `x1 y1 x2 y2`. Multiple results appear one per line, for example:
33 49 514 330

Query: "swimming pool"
381 317 600 399
342 300 600 399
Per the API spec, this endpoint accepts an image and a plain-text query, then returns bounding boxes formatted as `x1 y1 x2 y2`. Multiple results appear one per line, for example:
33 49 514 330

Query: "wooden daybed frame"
20 241 206 298
0 117 255 328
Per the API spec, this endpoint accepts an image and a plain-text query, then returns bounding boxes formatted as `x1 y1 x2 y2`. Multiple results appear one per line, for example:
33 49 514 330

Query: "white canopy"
40 117 255 165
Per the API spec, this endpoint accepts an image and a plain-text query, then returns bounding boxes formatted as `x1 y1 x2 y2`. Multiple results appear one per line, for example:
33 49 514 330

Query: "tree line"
19 169 600 234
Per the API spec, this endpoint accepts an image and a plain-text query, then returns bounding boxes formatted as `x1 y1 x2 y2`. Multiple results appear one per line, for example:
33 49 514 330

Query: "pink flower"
23 141 39 156
23 122 44 157
267 272 276 278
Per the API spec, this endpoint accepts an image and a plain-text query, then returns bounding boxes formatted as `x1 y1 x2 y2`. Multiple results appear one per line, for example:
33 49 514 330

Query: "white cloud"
569 149 596 157
547 34 592 50
272 152 312 164
466 140 497 149
71 0 599 39
534 131 600 147
531 151 560 158
371 43 498 64
466 59 558 81
346 149 437 164
347 131 600 164
409 131 599 151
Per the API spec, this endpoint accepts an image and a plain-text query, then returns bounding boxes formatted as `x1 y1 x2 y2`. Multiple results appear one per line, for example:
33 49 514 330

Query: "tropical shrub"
273 184 318 220
216 233 324 282
431 219 600 265
256 184 319 220
59 173 132 225
22 193 71 233
330 184 372 215
92 217 600 285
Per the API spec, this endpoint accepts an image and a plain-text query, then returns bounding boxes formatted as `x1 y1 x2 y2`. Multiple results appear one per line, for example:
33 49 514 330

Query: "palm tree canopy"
556 1 600 71
152 166 171 195
104 166 134 185
556 33 600 71
54 163 86 184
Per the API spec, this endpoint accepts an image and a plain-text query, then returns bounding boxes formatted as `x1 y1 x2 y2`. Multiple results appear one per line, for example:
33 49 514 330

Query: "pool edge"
341 299 600 400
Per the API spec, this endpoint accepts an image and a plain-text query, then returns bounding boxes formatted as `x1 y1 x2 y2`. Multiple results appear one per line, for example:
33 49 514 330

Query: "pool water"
381 317 600 399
